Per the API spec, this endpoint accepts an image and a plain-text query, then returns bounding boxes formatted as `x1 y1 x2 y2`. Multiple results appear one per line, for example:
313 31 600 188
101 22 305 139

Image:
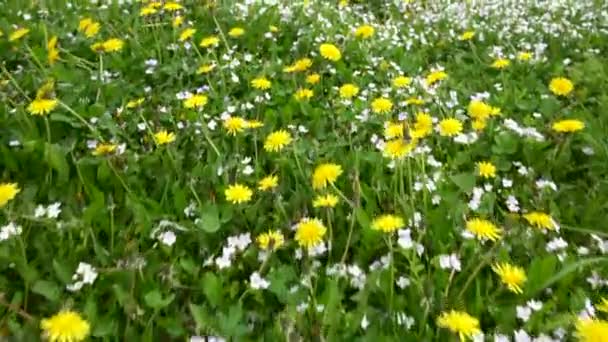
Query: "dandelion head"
438 118 463 137
312 163 343 190
295 218 326 249
465 218 502 241
371 214 405 233
225 184 253 204
437 310 480 341
257 230 285 251
0 183 20 208
264 130 292 152
549 77 574 96
492 262 527 294
319 43 341 61
41 310 90 342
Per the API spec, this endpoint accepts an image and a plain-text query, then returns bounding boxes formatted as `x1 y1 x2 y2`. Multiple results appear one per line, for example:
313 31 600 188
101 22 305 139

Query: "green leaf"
144 289 175 309
450 173 475 193
201 272 222 307
198 204 221 233
529 257 608 296
52 259 73 284
32 280 61 302
45 143 70 183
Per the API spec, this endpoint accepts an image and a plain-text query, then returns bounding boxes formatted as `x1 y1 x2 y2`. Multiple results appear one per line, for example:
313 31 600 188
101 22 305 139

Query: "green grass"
1 0 608 340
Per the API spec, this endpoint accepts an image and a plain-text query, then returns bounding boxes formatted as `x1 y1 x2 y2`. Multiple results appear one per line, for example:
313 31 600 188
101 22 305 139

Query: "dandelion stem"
58 101 100 138
96 54 103 102
340 209 357 264
106 159 132 195
457 243 498 299
1 65 30 100
0 293 34 322
387 235 395 314
202 127 221 157
331 183 354 208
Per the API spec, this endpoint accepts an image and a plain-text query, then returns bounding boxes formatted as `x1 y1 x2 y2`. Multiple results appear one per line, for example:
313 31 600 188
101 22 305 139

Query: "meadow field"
1 0 608 340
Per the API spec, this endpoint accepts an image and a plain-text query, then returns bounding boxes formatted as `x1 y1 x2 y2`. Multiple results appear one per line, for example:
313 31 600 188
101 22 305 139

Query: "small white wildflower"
517 305 532 322
361 315 370 330
396 276 410 289
438 254 461 272
158 231 177 246
250 272 270 290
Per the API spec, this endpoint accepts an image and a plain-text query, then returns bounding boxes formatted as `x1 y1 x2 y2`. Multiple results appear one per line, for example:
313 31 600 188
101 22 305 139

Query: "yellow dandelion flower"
383 139 416 159
576 318 608 342
492 262 527 294
78 18 93 31
477 161 496 178
264 130 292 152
552 119 584 133
467 100 493 121
522 212 556 231
517 51 533 61
95 38 124 53
163 2 183 11
549 77 573 96
228 27 245 37
295 88 314 101
148 1 163 8
0 183 20 208
295 218 327 249
425 70 448 86
41 310 90 342
438 118 463 137
491 58 510 69
183 94 208 109
437 310 481 342
251 77 271 90
223 117 248 135
82 21 100 38
472 119 487 131
196 63 216 74
412 112 433 138
172 16 184 27
140 6 158 16
225 183 253 204
154 130 176 145
466 218 502 241
269 25 279 33
93 143 117 156
339 83 359 99
306 73 321 84
459 31 475 41
405 97 426 106
126 97 145 109
291 58 313 72
27 98 58 116
384 121 404 139
9 27 29 42
200 36 220 48
319 43 341 61
258 175 278 191
312 163 343 190
371 214 404 233
354 24 374 39
313 194 339 208
392 76 412 88
47 36 60 65
179 28 196 42
371 97 393 114
246 119 264 129
256 230 285 251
